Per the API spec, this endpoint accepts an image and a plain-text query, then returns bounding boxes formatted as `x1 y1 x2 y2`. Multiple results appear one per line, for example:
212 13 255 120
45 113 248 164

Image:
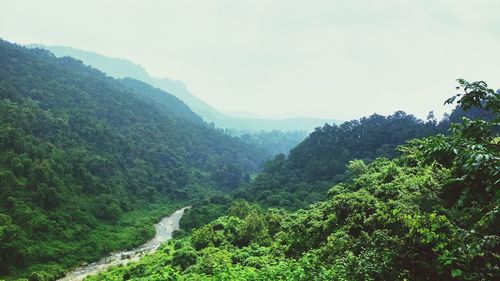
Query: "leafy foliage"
0 39 267 279
88 79 498 280
231 111 452 210
2 36 499 280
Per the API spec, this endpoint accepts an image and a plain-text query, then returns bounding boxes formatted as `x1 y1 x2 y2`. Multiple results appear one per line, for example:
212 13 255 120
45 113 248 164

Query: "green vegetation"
181 111 456 231
226 129 309 156
231 111 443 210
230 100 495 211
181 89 496 231
1 37 498 281
87 79 498 280
0 40 268 279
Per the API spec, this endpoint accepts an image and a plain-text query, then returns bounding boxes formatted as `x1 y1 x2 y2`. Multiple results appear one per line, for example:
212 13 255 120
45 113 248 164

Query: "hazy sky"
1 0 499 120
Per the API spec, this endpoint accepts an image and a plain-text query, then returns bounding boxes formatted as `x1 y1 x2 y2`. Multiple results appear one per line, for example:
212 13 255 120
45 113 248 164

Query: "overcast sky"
1 0 499 120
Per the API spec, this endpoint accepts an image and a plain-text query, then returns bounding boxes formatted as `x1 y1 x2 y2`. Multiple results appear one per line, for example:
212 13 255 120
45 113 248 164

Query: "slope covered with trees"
226 129 309 156
179 112 446 230
227 111 445 210
0 40 268 279
29 44 340 132
87 79 499 281
181 102 496 231
229 103 497 211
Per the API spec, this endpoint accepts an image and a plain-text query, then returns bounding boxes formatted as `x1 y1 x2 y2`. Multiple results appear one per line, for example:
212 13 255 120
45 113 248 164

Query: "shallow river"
58 207 189 281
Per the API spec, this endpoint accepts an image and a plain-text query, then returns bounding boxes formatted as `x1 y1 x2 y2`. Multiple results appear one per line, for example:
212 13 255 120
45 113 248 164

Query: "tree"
419 79 499 199
172 246 198 271
0 213 24 274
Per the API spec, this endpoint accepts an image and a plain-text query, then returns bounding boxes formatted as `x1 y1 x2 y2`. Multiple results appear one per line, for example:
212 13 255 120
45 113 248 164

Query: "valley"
58 207 189 281
0 16 498 280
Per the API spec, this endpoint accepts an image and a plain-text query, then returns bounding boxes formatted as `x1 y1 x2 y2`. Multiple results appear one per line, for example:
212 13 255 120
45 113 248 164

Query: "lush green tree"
172 246 198 271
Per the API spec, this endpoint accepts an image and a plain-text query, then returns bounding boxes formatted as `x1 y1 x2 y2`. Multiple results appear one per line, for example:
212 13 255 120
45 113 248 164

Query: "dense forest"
233 112 447 209
0 38 498 281
183 106 493 228
225 129 309 156
87 80 499 280
0 40 269 279
180 112 445 230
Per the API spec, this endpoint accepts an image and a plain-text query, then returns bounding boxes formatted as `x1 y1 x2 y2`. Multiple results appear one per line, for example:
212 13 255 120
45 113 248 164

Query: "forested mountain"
225 129 309 156
2 38 498 281
28 45 340 132
0 40 268 279
229 111 445 210
230 106 497 210
179 105 496 231
88 80 499 280
285 111 444 181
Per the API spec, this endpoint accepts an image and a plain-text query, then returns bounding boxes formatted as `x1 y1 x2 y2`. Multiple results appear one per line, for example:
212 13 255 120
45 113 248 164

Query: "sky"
1 0 499 120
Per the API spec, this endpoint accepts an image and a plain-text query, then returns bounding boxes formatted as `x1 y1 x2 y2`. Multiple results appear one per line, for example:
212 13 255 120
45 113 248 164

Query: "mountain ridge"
27 44 340 132
0 39 268 279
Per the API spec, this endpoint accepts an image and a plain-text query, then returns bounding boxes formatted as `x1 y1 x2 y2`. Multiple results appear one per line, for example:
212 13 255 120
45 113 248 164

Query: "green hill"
230 111 443 210
87 79 500 281
0 39 267 279
27 44 340 132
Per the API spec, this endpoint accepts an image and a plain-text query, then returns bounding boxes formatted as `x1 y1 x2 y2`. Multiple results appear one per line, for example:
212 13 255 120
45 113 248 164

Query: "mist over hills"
1 37 498 280
1 0 498 279
27 44 340 132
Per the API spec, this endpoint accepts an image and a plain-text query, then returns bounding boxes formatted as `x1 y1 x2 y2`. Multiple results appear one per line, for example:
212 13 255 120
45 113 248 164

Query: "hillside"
28 45 340 132
230 104 499 211
0 40 268 279
86 80 500 281
180 102 496 231
226 129 309 156
285 111 443 181
229 111 444 210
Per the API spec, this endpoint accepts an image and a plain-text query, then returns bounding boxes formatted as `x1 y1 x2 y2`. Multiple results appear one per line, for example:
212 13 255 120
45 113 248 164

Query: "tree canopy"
88 79 499 281
0 39 268 279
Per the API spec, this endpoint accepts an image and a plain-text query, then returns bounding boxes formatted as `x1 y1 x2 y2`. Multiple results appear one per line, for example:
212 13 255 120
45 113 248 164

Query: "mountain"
230 103 496 210
3 38 498 280
0 39 268 279
225 129 309 156
179 80 500 250
27 44 340 132
225 111 444 210
176 110 452 233
284 111 442 181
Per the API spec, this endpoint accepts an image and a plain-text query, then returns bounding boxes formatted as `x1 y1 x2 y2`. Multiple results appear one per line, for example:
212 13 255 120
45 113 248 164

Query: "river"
58 207 189 281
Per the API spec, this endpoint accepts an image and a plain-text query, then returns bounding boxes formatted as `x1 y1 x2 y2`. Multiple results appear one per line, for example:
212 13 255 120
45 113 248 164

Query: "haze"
1 0 499 120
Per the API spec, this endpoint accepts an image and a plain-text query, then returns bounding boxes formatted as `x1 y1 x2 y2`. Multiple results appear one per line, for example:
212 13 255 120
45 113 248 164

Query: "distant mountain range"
27 44 341 132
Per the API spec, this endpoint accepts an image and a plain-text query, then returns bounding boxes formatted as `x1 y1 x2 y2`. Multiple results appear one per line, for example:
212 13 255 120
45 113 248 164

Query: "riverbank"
58 207 189 281
1 201 183 281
